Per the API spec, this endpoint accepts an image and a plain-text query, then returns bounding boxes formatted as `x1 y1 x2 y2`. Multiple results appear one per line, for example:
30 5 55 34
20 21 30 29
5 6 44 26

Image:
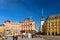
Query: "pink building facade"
4 18 36 35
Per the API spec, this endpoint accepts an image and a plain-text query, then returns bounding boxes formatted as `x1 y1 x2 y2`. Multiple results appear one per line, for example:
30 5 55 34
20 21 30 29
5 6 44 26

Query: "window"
59 16 60 18
52 27 54 30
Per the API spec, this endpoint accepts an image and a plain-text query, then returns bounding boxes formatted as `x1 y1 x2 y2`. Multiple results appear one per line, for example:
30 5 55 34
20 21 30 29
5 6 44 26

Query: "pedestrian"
16 36 18 40
13 35 14 40
2 37 4 40
32 34 33 38
21 34 23 39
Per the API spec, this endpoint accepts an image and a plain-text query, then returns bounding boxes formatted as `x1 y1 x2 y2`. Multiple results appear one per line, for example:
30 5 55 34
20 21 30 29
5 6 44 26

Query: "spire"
42 8 44 18
41 8 44 21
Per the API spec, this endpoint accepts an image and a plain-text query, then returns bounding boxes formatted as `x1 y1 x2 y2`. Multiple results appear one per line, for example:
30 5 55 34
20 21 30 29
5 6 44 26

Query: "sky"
0 0 60 30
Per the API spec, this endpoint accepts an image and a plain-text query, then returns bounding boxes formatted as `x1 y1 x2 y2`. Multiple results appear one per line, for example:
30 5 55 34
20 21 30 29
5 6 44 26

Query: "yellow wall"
43 14 60 35
0 27 4 32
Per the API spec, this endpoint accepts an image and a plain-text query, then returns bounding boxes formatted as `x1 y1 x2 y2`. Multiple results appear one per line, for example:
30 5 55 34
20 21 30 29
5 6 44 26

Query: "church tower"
40 8 44 33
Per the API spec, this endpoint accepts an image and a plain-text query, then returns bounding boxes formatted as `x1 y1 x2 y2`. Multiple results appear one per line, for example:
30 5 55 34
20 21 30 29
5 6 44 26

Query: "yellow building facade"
43 14 60 35
0 25 5 37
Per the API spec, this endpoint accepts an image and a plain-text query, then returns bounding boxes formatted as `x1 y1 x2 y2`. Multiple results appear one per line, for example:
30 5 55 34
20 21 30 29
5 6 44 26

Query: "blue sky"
0 0 60 30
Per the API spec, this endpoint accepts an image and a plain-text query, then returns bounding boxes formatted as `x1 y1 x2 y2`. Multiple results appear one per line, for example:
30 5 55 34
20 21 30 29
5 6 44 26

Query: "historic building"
43 14 60 35
40 16 44 33
4 18 36 35
20 18 36 34
4 20 21 35
39 8 44 33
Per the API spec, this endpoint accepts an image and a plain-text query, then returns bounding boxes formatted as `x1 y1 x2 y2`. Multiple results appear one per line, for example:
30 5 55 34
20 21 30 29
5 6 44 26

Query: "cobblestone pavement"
0 35 60 40
8 37 45 40
18 38 45 40
0 37 45 40
41 35 60 40
0 38 2 40
7 36 13 40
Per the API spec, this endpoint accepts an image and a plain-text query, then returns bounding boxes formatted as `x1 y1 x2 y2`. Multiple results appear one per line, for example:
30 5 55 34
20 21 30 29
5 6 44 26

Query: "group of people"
13 35 18 40
1 33 33 40
21 33 33 39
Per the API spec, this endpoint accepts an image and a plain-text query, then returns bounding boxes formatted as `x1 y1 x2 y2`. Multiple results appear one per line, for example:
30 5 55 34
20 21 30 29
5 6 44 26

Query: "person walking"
2 36 5 40
21 34 23 39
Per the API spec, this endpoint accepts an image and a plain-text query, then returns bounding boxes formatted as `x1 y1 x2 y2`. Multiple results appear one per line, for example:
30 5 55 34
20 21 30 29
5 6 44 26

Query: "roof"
48 14 60 18
4 20 11 23
41 17 44 21
24 18 34 22
24 18 30 20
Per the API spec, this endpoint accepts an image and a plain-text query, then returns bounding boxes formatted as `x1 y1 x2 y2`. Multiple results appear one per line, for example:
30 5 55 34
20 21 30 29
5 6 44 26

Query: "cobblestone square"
0 35 60 40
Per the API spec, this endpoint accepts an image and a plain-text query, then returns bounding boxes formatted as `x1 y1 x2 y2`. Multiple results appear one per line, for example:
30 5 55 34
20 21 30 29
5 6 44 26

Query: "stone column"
50 31 52 36
47 30 49 36
47 32 48 36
